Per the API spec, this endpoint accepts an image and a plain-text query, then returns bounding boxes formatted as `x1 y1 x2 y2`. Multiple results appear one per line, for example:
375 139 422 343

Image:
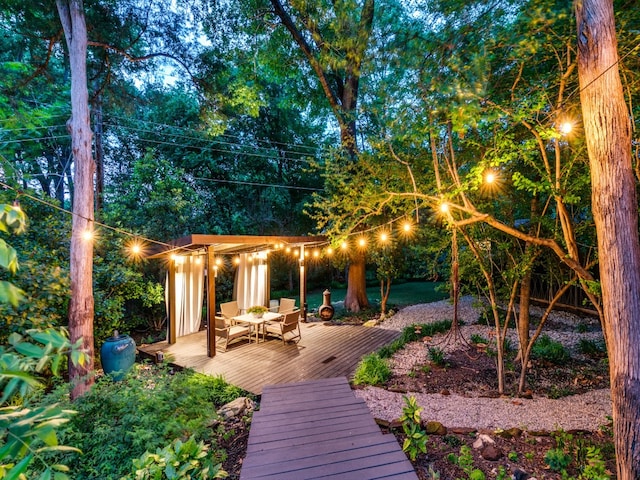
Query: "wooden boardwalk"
240 377 417 480
138 322 401 394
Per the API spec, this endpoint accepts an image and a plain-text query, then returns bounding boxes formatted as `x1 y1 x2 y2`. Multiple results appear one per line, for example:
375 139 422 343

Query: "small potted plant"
247 305 268 318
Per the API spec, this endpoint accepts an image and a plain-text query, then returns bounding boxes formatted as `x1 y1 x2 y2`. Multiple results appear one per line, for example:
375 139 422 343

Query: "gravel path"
354 297 612 432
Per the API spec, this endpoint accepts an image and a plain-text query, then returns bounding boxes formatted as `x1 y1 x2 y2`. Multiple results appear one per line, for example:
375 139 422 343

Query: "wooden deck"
240 377 417 480
137 321 401 394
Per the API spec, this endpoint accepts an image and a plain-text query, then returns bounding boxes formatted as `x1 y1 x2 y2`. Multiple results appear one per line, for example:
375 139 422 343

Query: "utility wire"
0 179 174 250
191 176 323 191
107 113 325 155
105 122 321 163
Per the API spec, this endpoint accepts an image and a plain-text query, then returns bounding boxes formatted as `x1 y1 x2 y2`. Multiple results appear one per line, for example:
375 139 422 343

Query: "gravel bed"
357 297 612 432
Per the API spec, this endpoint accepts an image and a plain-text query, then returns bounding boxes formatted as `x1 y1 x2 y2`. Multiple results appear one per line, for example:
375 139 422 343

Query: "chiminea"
318 289 335 320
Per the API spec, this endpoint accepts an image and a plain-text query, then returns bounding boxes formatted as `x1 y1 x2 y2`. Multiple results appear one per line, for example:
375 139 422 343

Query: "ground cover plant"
31 363 251 479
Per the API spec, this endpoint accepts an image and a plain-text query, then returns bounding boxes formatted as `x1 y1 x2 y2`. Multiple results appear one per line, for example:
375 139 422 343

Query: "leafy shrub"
124 436 227 480
428 347 447 367
378 321 452 359
580 446 610 480
353 353 391 385
544 447 572 472
470 334 488 345
531 335 570 364
450 445 484 479
37 364 249 479
399 396 427 461
578 339 607 357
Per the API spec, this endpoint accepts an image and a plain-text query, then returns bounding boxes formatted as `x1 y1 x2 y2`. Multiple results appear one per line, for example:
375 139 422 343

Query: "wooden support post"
206 246 216 357
168 257 177 345
299 245 307 321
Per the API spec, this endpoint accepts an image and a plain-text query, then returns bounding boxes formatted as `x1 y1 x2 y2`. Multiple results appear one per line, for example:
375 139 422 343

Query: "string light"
341 241 348 251
440 202 449 214
326 247 334 255
403 222 412 233
485 171 496 184
379 231 389 243
82 229 93 241
358 237 367 248
313 249 320 258
559 121 574 135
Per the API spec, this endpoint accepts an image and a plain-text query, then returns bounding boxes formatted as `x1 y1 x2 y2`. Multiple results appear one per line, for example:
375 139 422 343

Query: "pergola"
150 234 326 357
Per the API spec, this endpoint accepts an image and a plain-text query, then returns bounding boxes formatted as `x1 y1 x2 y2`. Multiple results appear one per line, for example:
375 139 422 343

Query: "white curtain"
234 252 268 311
166 255 205 337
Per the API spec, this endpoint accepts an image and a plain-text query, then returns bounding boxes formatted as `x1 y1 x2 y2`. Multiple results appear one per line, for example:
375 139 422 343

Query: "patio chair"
264 310 301 345
278 298 297 313
219 301 240 320
215 316 252 352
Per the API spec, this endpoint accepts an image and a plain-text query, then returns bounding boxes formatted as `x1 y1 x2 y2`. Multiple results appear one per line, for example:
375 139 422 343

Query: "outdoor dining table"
232 312 283 344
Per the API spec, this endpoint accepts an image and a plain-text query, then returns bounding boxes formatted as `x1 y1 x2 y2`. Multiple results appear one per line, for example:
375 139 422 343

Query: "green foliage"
542 430 612 479
469 334 488 345
399 396 427 461
378 321 452 359
449 445 484 480
352 353 391 386
544 447 572 472
125 436 227 480
0 206 87 479
531 335 570 365
579 447 610 480
578 339 606 358
39 366 249 479
0 328 86 480
428 347 447 367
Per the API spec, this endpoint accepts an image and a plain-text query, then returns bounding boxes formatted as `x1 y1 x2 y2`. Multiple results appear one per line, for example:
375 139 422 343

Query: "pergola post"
299 245 307 321
206 246 216 357
167 258 176 344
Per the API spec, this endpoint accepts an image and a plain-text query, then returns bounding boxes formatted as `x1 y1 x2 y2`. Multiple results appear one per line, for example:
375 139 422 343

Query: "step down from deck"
240 377 417 480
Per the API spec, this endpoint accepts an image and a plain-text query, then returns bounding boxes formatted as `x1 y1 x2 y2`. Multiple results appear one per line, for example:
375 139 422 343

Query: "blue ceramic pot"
100 331 136 381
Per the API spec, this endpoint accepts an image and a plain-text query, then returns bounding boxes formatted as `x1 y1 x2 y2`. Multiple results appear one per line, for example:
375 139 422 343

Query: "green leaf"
0 281 24 307
14 341 45 358
3 453 33 480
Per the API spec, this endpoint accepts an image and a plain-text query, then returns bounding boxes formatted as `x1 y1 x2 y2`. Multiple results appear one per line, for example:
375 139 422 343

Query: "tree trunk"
380 278 391 315
575 1 640 477
57 0 95 400
344 251 369 312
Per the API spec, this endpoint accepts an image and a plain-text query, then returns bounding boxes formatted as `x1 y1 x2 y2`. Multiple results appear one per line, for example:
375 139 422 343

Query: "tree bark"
57 0 95 400
575 1 640 477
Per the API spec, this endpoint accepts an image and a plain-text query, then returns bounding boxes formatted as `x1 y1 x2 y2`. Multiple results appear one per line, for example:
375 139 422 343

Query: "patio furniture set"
215 299 302 351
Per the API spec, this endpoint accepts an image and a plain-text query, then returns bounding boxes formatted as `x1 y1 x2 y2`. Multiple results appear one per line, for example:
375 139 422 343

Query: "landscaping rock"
424 420 447 435
217 397 255 421
496 427 523 439
480 444 503 461
472 433 495 449
450 427 477 435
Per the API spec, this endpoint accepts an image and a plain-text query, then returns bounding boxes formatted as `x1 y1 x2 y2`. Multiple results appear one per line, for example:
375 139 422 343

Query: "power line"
105 123 320 164
0 180 174 250
191 176 323 191
106 114 327 155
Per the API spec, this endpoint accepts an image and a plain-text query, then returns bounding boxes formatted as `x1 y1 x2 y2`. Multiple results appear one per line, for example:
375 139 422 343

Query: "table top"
234 312 283 324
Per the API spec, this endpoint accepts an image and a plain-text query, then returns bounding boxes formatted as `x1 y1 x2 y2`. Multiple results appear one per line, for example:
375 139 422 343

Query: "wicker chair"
278 298 297 313
219 301 240 320
215 316 251 351
264 310 301 345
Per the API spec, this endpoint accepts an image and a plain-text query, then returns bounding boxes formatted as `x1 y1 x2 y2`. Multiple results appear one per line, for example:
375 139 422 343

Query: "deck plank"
138 322 400 394
240 377 417 480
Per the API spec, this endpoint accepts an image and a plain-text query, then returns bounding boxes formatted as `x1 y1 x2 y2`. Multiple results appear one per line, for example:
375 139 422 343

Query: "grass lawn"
282 281 448 313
